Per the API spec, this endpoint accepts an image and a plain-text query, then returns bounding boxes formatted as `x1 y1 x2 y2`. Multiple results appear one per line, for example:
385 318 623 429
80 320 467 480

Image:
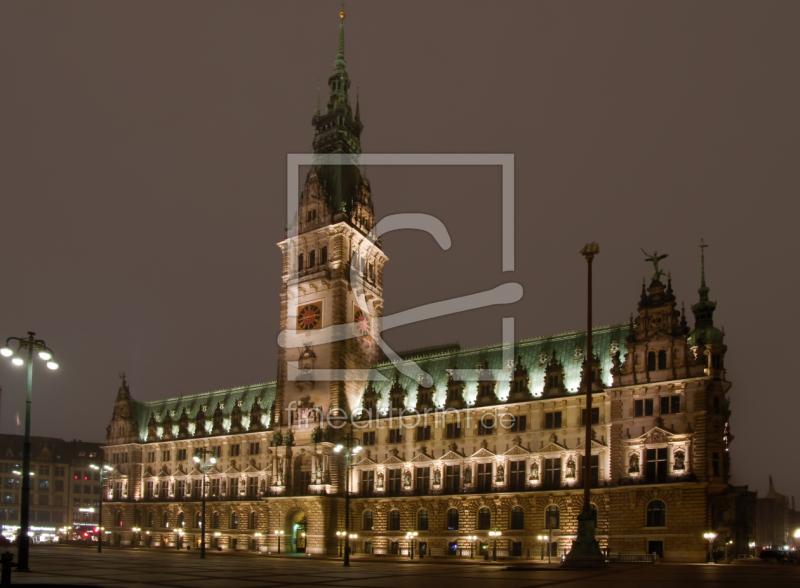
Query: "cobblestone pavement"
4 546 799 588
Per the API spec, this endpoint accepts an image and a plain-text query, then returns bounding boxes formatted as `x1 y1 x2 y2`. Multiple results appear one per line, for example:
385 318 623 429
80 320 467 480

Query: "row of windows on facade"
0 463 69 477
123 510 259 531
360 500 667 532
296 247 328 271
357 458 600 496
143 443 261 464
0 509 64 523
142 477 261 500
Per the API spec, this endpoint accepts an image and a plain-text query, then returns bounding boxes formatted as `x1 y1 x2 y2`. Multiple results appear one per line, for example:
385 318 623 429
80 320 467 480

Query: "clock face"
297 303 322 331
354 307 371 338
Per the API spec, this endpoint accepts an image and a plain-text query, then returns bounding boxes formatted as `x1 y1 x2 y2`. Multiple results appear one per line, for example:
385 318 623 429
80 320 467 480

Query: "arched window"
446 508 459 530
417 509 429 531
647 352 656 371
177 512 185 528
646 500 666 527
212 512 220 529
162 512 169 528
658 350 667 370
195 512 202 529
510 506 524 530
116 511 124 527
363 510 373 531
545 505 560 529
389 509 400 531
230 512 238 529
249 512 257 530
477 507 491 530
147 512 154 528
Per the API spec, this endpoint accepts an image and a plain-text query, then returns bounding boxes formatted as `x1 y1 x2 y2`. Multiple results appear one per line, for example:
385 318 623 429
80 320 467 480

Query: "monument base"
561 508 608 569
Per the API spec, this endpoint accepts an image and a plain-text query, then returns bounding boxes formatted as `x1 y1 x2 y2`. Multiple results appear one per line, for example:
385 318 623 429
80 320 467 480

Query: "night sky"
2 2 798 501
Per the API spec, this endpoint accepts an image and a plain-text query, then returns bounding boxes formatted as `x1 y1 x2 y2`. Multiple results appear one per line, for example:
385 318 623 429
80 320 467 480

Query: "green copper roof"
131 382 276 443
368 324 628 414
688 239 723 346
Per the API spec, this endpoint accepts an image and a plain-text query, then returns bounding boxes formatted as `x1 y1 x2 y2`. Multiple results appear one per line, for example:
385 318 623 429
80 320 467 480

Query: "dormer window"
307 209 317 222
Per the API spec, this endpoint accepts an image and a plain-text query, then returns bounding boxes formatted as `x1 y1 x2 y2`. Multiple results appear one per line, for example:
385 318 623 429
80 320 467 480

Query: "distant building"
756 475 797 549
0 434 103 541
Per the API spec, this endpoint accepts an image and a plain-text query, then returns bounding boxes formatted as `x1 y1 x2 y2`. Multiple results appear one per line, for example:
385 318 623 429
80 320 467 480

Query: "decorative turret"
687 239 724 347
106 372 139 445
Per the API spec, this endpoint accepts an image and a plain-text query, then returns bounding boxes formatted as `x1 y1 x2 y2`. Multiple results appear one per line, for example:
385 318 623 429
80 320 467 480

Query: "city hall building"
103 15 735 562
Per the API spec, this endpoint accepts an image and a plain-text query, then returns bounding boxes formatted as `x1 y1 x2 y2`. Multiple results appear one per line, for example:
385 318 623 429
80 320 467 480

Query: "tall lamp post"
704 532 717 563
489 530 502 561
1 333 59 571
192 449 216 559
538 535 546 560
468 535 478 559
336 530 345 556
274 529 284 554
89 463 113 553
405 531 417 559
562 244 606 569
334 433 362 567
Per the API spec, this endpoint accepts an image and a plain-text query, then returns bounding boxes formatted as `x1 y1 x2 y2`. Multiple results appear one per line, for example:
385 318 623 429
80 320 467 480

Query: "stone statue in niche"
403 471 412 488
276 463 284 486
221 480 227 494
673 451 685 470
464 466 472 485
529 461 539 480
377 472 384 489
566 458 576 478
628 453 640 474
433 469 441 486
495 464 505 483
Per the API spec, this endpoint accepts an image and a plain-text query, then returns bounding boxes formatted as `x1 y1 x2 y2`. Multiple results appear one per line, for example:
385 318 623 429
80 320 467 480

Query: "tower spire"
698 238 710 301
688 238 723 345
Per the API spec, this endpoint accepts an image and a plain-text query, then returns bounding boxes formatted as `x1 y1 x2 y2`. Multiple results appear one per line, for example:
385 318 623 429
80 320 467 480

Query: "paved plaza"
3 546 799 588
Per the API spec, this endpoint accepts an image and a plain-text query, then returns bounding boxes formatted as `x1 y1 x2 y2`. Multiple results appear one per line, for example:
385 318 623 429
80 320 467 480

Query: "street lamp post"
89 463 113 553
405 531 417 559
274 529 284 554
192 449 216 559
334 433 362 567
1 332 59 571
489 530 502 561
468 535 477 559
538 535 546 560
704 532 717 563
562 244 606 569
336 531 345 557
349 533 358 555
131 527 140 548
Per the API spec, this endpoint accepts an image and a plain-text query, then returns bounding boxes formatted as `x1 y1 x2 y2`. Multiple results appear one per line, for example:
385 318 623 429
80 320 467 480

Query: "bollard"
1 551 13 586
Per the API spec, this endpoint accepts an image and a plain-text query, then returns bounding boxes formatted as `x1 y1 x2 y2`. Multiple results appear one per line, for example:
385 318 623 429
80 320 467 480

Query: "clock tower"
274 13 387 427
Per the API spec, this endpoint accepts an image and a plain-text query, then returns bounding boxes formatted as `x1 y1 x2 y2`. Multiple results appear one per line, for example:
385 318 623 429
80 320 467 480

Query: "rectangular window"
634 398 654 417
54 466 65 477
54 495 63 506
162 450 171 462
249 442 260 455
297 253 304 270
388 429 403 444
144 481 154 499
146 452 155 463
229 445 240 457
478 418 494 436
445 465 460 494
211 446 222 458
191 479 202 500
40 465 49 476
712 452 720 476
579 455 599 487
416 426 431 441
477 463 492 492
544 458 561 490
176 480 186 497
211 478 220 497
509 460 525 491
545 411 562 429
509 415 526 433
308 250 316 268
84 485 91 494
39 494 49 506
247 476 259 498
387 469 402 496
320 246 328 265
445 422 461 439
645 448 668 483
38 480 49 491
73 484 81 494
229 477 239 497
581 408 600 425
177 449 187 461
362 431 376 446
73 498 81 507
360 470 375 497
660 395 681 415
415 467 430 495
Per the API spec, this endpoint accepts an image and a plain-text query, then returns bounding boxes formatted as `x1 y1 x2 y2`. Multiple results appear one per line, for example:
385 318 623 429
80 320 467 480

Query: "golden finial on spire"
340 3 346 20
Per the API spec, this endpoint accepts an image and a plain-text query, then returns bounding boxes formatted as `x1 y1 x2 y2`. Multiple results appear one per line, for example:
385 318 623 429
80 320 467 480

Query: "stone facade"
101 15 736 563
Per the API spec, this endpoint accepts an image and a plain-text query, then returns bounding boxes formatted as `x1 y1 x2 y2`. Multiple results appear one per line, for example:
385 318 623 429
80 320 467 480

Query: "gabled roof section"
538 442 566 454
503 445 530 456
470 447 496 459
131 381 276 443
382 454 404 466
439 450 463 461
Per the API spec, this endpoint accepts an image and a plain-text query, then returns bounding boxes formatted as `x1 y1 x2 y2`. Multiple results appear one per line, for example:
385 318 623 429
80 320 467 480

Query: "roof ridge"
133 381 277 406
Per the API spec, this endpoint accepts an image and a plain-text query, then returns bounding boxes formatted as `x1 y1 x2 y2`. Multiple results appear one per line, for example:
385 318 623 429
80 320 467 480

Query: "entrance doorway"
290 511 307 553
648 541 664 558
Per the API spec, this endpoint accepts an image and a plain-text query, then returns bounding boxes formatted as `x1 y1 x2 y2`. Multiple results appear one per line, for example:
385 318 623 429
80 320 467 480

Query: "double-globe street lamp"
274 529 285 554
192 449 217 559
537 534 547 560
489 530 502 562
704 532 717 563
467 535 478 559
405 531 418 559
336 530 346 557
89 463 113 553
333 433 362 567
1 332 59 571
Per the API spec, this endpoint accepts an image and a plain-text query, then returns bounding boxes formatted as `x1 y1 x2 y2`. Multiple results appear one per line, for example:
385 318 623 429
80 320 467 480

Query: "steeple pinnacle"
698 238 710 301
688 238 723 345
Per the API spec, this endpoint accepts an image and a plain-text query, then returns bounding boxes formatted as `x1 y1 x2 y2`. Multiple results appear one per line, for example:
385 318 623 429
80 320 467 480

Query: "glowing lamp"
12 357 24 366
0 347 12 357
38 350 52 361
46 361 59 370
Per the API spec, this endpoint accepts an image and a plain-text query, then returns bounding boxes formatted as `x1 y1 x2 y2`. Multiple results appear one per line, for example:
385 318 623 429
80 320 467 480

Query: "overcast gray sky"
1 1 798 501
